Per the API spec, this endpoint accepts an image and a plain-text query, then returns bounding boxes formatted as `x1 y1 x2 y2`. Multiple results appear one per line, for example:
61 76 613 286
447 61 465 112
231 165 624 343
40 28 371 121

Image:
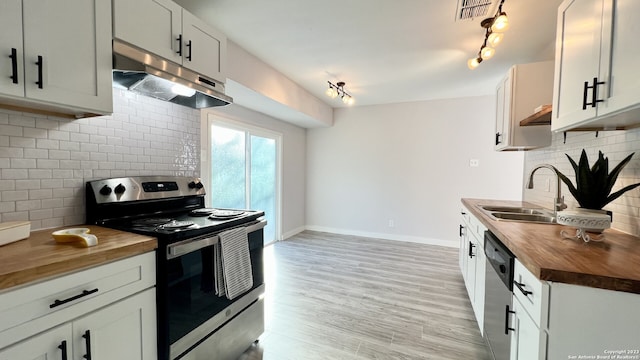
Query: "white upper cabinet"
494 61 554 151
0 0 24 98
0 0 113 116
552 0 640 131
181 11 227 81
113 0 228 83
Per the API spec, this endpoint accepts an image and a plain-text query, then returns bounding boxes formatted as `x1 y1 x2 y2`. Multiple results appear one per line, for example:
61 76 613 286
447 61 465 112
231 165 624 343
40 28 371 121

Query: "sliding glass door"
207 119 280 245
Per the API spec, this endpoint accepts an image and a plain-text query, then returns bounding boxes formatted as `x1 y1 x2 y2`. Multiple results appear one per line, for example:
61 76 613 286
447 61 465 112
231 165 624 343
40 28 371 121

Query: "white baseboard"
303 225 458 248
281 226 306 240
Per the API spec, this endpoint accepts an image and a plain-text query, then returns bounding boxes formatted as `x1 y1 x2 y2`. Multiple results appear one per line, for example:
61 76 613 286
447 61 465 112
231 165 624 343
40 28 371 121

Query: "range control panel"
87 176 205 204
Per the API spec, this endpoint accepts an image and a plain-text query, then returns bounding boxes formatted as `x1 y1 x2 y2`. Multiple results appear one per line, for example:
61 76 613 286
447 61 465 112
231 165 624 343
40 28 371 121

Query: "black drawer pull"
83 330 92 360
459 224 464 237
514 281 532 296
505 305 515 334
58 340 68 360
50 288 99 308
35 55 43 89
495 132 501 145
468 241 475 258
9 48 18 84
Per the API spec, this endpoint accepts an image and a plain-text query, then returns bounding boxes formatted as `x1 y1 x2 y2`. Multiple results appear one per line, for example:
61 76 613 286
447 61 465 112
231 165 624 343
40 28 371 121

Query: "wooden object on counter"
462 198 640 294
0 221 31 246
519 105 552 126
0 225 157 291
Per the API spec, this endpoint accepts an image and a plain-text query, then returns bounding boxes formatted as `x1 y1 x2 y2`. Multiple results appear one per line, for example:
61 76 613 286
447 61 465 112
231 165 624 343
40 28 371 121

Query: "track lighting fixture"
326 81 354 105
467 0 509 70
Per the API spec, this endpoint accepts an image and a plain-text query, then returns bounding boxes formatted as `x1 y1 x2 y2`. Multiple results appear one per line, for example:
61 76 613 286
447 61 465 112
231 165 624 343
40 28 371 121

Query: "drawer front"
513 259 549 329
469 215 486 248
0 252 155 336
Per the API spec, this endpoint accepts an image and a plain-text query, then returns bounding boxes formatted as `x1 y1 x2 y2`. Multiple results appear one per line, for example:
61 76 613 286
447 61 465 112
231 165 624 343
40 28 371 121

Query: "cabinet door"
494 73 510 150
73 289 157 360
464 236 478 302
510 298 547 360
459 220 467 277
0 324 72 360
22 0 112 113
0 0 24 97
472 242 485 334
113 0 183 65
181 10 227 82
551 0 603 131
596 0 640 117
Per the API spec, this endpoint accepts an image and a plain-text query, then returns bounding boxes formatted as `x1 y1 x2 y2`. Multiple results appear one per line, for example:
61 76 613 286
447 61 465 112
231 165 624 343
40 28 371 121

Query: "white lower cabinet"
0 289 156 360
72 288 157 360
459 205 486 334
0 253 157 360
510 296 546 360
510 259 640 359
0 324 72 360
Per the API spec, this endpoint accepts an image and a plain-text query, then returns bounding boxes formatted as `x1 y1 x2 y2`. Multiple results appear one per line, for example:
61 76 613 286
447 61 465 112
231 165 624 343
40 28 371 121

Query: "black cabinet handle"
582 80 590 110
35 55 43 89
459 224 464 237
591 77 605 108
82 330 92 360
58 340 68 360
50 288 99 308
468 241 475 258
495 132 501 145
186 40 192 61
176 34 183 56
583 77 606 109
514 281 532 296
505 305 515 334
9 48 18 84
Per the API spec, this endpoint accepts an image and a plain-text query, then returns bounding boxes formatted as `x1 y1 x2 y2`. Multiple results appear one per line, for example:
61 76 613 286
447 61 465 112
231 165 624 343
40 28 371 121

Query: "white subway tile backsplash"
0 89 200 230
36 139 59 149
525 128 640 237
28 169 52 179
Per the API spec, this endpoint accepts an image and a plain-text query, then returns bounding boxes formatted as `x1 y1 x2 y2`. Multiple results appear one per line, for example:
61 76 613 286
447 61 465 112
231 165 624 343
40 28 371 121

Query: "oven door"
157 220 266 360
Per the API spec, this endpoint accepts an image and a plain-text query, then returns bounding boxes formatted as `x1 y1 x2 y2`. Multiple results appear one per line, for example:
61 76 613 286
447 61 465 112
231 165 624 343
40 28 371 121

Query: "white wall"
226 41 333 128
306 95 525 246
204 105 307 239
524 129 640 236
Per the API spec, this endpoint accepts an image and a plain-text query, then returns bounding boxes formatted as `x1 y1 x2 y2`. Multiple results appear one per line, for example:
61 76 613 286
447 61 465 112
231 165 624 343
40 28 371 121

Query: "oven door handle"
166 219 267 259
168 235 218 259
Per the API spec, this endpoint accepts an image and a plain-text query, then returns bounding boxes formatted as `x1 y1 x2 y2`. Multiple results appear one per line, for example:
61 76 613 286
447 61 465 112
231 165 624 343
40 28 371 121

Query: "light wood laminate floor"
241 231 491 359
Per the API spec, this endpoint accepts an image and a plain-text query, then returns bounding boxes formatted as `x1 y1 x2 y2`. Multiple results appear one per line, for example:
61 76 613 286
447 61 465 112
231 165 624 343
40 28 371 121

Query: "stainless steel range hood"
112 39 232 109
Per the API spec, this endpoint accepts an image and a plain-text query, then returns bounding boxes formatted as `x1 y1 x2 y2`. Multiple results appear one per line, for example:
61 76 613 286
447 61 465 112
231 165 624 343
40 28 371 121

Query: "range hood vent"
112 40 232 109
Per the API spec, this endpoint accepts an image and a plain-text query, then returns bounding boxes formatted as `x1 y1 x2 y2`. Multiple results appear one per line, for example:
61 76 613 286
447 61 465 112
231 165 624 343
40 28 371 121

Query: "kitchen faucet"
526 164 567 218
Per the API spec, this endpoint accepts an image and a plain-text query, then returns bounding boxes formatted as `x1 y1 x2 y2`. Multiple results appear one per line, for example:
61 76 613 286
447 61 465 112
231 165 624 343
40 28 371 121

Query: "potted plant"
553 150 640 211
552 150 640 240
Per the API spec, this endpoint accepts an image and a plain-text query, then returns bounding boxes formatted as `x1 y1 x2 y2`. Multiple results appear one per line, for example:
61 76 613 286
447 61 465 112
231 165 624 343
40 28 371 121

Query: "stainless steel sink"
489 212 556 224
480 206 545 215
478 205 556 224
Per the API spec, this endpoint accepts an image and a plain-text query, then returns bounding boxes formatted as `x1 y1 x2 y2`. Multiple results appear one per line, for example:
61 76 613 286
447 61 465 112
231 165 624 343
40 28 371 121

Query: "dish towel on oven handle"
217 226 253 300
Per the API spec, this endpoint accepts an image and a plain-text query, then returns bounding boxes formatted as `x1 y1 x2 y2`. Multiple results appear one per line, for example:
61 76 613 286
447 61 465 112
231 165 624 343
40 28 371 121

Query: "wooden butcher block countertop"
463 198 640 294
0 225 157 291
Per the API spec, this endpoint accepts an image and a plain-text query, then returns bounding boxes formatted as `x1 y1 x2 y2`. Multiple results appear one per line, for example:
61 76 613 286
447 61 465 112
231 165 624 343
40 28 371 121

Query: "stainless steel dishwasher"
483 230 515 360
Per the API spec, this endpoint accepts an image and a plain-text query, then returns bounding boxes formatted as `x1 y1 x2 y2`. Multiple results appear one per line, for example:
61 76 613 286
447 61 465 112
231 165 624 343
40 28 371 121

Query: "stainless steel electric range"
85 176 266 360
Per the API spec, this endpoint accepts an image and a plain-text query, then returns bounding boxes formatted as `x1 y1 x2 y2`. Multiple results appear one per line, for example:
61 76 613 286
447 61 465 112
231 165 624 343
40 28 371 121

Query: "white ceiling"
175 0 563 110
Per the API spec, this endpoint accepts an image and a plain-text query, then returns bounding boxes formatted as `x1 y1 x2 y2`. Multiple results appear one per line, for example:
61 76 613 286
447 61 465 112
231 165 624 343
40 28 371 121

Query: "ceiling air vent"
455 0 497 21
